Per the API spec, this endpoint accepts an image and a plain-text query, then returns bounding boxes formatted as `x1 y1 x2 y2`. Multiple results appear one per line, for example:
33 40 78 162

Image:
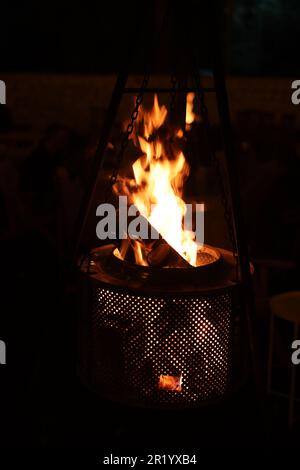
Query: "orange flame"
185 92 198 130
116 94 199 267
159 374 182 392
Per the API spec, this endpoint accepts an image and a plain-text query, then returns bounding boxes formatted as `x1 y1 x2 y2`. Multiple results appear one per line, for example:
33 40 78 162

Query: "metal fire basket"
78 245 244 408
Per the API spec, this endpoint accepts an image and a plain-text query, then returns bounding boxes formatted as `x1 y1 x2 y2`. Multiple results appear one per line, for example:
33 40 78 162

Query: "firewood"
147 240 171 266
116 214 191 268
147 238 190 268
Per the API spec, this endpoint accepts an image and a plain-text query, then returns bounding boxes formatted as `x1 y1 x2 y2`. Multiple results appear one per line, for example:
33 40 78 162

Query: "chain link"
105 73 150 199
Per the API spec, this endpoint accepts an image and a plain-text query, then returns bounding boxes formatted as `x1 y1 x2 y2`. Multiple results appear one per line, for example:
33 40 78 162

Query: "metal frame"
72 5 262 410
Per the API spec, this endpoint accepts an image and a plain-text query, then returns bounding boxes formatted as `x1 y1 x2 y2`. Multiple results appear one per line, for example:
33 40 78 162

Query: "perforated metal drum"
78 244 243 408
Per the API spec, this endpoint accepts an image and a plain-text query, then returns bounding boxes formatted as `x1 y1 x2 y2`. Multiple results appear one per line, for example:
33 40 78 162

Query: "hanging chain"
105 73 150 200
195 76 239 279
79 73 150 269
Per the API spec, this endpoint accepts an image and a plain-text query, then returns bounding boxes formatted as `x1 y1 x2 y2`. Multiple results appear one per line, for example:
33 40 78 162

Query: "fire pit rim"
80 243 243 296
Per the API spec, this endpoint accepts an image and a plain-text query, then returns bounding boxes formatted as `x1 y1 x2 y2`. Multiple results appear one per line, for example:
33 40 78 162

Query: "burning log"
147 239 171 266
117 236 190 268
147 239 190 268
115 211 191 268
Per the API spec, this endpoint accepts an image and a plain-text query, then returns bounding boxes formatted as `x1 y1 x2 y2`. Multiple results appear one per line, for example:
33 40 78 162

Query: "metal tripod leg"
71 72 128 266
213 61 265 419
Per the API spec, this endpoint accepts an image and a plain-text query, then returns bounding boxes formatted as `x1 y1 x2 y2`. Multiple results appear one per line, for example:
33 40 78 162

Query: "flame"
159 374 182 392
132 239 148 266
185 92 197 130
116 94 199 267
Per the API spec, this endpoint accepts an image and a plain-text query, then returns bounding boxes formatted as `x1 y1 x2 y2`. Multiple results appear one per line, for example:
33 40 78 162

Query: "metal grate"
88 285 233 407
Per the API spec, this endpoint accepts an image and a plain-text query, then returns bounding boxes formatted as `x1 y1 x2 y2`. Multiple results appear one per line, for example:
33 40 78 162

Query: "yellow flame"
185 92 197 130
117 94 199 267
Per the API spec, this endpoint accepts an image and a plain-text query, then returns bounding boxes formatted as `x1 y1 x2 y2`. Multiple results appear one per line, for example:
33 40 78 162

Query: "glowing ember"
115 94 201 267
159 374 182 392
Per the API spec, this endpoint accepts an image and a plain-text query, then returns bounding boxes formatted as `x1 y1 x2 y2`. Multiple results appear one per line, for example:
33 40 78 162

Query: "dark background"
0 0 300 453
0 0 300 74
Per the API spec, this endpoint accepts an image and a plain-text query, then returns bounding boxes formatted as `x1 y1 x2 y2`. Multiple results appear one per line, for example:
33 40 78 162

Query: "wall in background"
0 75 298 136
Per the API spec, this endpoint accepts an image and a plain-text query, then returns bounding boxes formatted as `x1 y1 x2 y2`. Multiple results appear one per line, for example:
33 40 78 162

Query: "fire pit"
78 242 241 407
75 42 254 407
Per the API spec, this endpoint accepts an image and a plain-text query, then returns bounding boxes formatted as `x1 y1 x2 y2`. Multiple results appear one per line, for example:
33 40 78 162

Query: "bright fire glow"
159 374 182 392
116 94 199 267
185 92 197 130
